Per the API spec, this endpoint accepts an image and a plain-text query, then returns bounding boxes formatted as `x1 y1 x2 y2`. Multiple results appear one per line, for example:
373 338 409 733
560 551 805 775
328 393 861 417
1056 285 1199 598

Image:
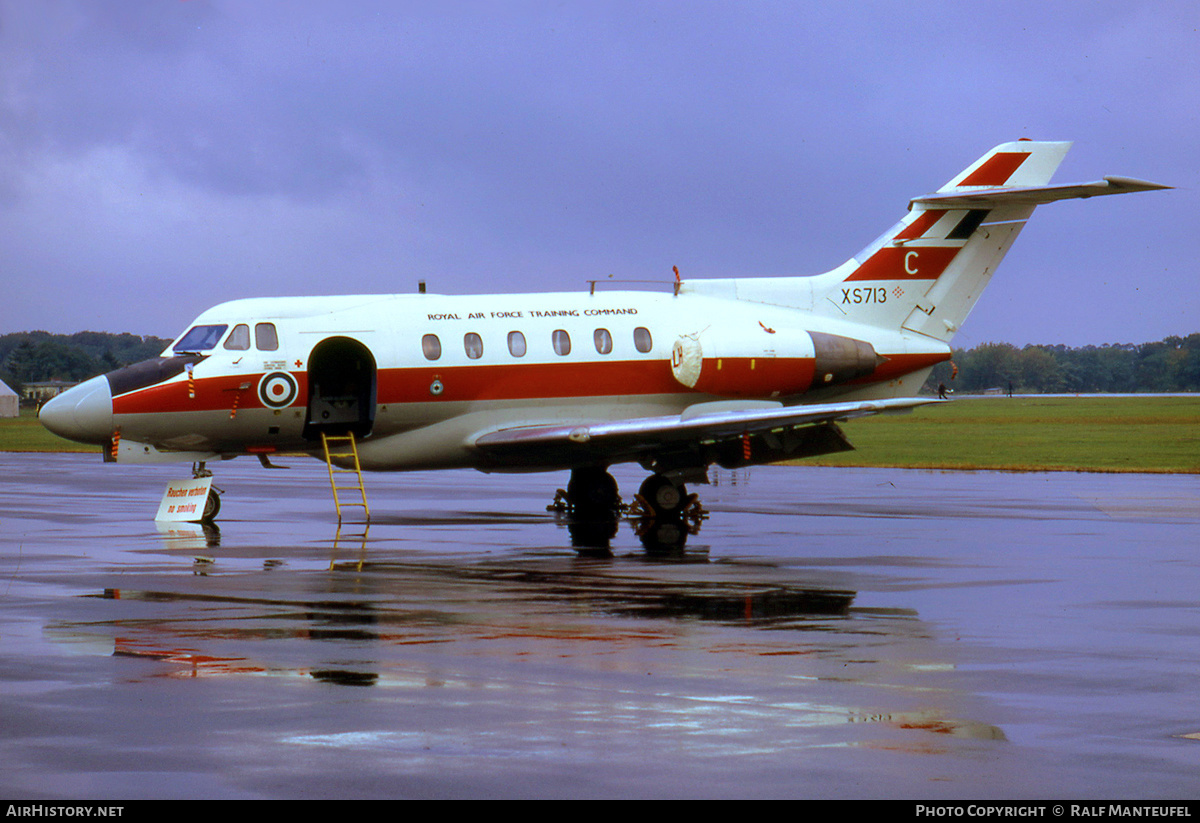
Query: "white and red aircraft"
40 140 1167 517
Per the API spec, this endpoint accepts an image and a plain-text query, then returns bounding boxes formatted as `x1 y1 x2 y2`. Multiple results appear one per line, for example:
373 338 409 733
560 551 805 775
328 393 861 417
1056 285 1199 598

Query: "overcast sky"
1 1 1195 347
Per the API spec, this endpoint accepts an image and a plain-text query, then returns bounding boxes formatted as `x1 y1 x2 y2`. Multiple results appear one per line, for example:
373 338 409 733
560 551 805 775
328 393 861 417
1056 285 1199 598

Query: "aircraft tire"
201 490 221 523
638 475 686 517
566 467 620 515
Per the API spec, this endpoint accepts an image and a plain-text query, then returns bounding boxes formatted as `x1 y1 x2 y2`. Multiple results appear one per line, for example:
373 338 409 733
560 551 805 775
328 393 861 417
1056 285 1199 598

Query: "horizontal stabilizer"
912 176 1170 209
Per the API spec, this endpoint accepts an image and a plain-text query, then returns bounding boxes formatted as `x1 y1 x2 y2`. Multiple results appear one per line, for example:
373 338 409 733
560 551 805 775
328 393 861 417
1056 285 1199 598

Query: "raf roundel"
257 371 298 409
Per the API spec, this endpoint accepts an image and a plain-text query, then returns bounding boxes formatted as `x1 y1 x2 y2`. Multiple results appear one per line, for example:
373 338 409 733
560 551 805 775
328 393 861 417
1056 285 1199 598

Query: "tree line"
926 334 1200 394
0 331 172 394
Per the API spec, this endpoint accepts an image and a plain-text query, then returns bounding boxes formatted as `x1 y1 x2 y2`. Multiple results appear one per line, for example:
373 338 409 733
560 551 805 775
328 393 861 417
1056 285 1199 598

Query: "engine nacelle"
809 331 884 388
670 328 882 398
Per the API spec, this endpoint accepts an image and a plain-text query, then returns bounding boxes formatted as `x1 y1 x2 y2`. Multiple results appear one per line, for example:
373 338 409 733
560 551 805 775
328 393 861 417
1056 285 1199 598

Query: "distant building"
22 381 77 404
0 379 17 418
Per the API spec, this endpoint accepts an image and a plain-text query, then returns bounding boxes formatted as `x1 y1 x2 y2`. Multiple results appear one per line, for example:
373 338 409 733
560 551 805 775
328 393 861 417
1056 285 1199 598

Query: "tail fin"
685 141 1169 342
811 140 1167 341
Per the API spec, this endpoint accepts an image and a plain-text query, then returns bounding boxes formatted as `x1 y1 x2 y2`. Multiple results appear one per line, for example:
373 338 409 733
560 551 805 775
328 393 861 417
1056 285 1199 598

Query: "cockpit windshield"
173 324 229 353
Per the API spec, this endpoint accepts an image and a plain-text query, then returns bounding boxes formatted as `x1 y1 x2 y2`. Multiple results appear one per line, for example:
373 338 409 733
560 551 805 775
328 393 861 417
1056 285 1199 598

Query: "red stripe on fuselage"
857 350 950 382
377 359 680 403
111 351 948 418
692 357 816 397
112 373 296 415
111 362 682 415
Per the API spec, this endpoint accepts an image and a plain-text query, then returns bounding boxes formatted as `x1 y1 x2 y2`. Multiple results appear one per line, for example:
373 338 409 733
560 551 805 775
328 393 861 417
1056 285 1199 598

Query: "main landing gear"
549 467 703 518
549 467 708 552
549 467 700 518
634 474 689 519
563 466 622 516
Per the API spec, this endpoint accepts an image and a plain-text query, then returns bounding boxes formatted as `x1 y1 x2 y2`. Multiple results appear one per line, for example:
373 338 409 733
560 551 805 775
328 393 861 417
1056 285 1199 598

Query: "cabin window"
224 324 251 351
634 327 653 353
594 328 613 355
552 329 571 356
174 324 228 353
507 331 527 357
255 323 279 351
422 334 442 361
464 332 483 359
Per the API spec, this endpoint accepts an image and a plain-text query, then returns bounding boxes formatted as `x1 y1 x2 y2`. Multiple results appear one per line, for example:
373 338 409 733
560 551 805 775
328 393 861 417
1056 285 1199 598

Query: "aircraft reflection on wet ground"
151 493 859 642
124 539 857 625
87 550 863 688
4 453 1200 798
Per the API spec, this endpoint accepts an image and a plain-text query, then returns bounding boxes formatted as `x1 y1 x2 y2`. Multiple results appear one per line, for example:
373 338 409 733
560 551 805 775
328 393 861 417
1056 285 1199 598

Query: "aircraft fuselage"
73 287 946 472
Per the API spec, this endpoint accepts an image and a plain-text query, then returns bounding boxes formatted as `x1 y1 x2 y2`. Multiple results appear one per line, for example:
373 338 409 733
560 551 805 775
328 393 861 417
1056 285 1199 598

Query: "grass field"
4 396 1198 473
802 396 1200 473
2 409 96 453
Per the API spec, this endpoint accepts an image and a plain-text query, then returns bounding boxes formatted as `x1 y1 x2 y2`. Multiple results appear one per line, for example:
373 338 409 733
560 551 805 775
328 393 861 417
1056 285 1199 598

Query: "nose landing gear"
192 462 222 524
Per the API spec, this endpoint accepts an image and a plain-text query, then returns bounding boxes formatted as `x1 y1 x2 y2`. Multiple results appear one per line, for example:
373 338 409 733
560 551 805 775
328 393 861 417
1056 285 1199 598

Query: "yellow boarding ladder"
320 432 370 523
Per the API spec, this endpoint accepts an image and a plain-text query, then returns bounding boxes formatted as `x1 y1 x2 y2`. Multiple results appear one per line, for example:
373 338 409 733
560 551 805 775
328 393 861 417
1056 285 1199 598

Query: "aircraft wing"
470 397 939 471
911 176 1170 209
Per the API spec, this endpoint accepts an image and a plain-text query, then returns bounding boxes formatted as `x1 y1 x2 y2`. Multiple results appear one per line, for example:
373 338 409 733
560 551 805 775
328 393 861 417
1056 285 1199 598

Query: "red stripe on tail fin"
844 246 960 282
893 209 947 241
958 152 1030 186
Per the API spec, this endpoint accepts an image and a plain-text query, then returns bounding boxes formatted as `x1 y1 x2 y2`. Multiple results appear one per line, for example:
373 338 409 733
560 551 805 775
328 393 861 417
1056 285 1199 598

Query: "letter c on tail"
905 251 919 275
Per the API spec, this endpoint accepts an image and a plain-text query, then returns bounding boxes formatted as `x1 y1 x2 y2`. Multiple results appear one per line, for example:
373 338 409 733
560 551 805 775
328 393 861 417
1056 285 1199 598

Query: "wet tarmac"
1 453 1199 799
